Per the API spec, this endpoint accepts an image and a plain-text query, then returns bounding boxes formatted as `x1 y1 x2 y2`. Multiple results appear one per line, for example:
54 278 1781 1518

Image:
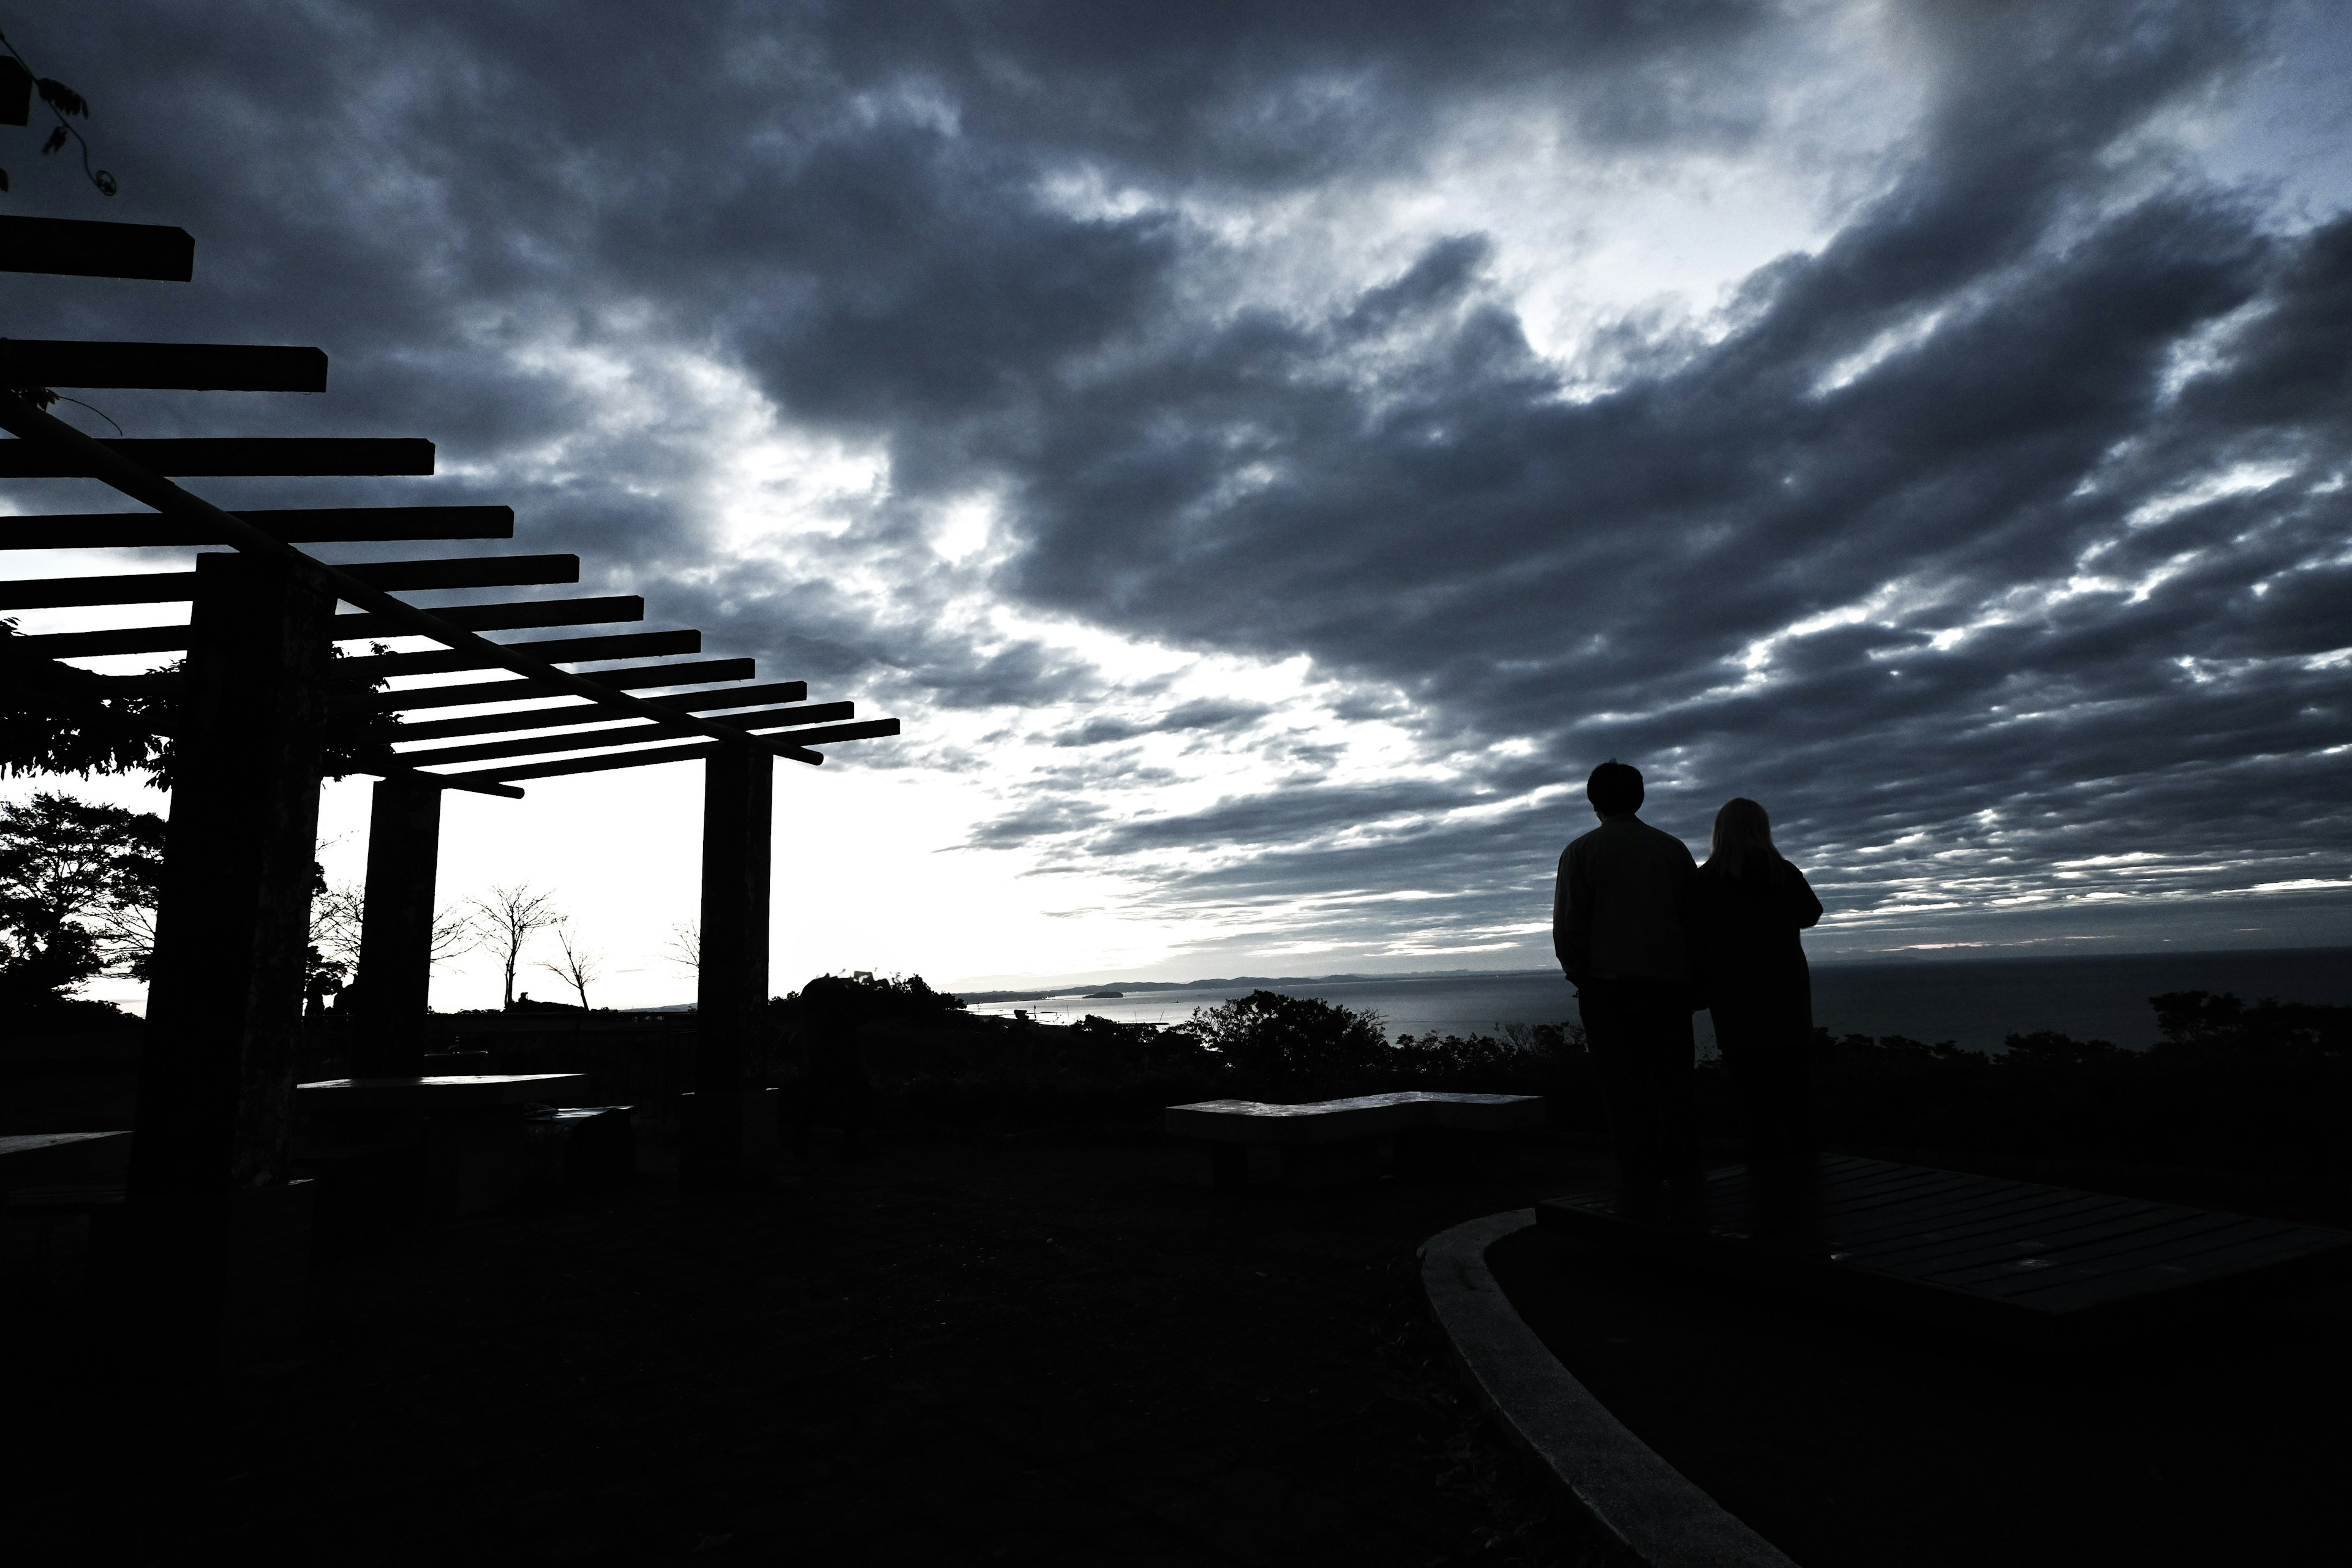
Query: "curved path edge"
1419 1210 1799 1568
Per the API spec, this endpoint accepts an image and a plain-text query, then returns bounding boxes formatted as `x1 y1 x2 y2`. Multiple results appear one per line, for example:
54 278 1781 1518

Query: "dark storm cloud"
1053 698 1270 747
12 0 2348 959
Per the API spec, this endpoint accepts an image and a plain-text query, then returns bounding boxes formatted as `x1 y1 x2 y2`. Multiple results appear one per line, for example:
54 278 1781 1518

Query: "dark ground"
13 1133 2340 1567
3 1136 1621 1567
1490 1216 2352 1567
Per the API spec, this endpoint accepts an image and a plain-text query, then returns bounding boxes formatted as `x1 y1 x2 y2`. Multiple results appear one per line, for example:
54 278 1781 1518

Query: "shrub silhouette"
1174 989 1390 1095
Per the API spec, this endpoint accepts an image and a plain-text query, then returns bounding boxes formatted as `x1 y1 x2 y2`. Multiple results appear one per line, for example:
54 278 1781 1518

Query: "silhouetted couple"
1553 760 1822 1193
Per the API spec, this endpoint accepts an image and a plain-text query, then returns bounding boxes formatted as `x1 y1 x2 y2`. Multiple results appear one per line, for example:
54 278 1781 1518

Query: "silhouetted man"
1553 760 1703 1191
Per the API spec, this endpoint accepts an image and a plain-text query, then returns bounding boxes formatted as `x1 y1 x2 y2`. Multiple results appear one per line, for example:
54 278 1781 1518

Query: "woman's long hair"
1705 797 1781 876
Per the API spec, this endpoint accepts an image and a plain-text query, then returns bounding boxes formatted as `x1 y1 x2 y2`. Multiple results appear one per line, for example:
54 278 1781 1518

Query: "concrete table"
1165 1091 1545 1188
298 1074 586 1218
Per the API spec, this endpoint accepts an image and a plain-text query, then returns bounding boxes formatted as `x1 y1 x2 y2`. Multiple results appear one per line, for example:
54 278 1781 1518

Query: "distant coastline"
954 966 1553 1005
953 943 2352 1007
954 946 2352 1052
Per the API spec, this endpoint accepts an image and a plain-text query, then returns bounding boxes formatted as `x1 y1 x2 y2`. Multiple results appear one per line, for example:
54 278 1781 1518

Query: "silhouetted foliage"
773 971 965 1034
0 627 176 780
2 630 410 789
1175 989 1391 1094
0 790 162 1025
2150 990 2350 1057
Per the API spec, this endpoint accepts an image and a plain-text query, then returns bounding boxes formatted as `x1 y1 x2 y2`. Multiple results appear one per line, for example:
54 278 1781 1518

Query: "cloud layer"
8 1 2348 982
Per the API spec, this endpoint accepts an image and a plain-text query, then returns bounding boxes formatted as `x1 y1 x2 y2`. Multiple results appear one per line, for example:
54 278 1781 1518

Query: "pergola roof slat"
442 741 807 783
0 341 329 393
15 594 644 660
752 717 899 747
0 436 434 478
0 506 516 549
386 677 804 736
438 717 902 784
0 554 580 610
394 700 856 766
0 215 195 281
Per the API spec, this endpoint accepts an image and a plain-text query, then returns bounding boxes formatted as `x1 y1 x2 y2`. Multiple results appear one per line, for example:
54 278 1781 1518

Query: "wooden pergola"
2 211 898 1356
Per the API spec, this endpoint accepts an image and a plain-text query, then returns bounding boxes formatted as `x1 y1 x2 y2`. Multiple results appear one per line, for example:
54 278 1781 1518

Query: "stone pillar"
351 774 443 1078
681 744 777 1186
113 551 331 1370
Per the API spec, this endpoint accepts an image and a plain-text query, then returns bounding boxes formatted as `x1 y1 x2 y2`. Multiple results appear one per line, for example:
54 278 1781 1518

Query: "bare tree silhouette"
311 881 366 981
467 883 560 1009
662 919 700 975
536 918 603 1012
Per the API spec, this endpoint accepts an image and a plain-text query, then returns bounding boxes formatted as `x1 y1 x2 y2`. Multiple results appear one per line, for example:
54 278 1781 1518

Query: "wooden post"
351 774 444 1078
682 744 776 1186
111 552 330 1370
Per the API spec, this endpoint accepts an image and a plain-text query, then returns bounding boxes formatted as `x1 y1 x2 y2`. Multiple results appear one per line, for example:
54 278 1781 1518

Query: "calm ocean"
963 946 2351 1054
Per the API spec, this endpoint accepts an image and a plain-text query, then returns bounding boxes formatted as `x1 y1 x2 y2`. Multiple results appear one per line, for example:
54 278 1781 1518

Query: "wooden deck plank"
1830 1200 2160 1262
1985 1235 2342 1313
1917 1205 2288 1278
2003 1231 2352 1311
1897 1212 2259 1285
1808 1167 2001 1217
1821 1182 2135 1242
1532 1155 2352 1336
1949 1220 2312 1299
1842 1196 2195 1265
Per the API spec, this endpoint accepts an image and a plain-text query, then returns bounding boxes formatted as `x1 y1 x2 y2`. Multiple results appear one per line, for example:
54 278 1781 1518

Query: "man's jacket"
1553 816 1700 988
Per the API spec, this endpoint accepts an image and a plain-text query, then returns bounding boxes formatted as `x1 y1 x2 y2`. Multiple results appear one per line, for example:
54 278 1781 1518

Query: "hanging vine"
0 25 115 197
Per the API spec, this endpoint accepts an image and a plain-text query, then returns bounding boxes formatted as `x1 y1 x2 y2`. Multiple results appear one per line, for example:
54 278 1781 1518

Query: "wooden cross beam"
390 682 813 742
393 701 858 767
0 437 434 478
12 593 645 660
329 658 763 714
0 506 515 548
0 341 329 393
0 214 195 281
0 554 580 610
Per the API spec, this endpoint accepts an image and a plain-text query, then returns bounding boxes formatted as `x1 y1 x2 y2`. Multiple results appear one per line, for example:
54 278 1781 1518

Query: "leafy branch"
0 28 116 197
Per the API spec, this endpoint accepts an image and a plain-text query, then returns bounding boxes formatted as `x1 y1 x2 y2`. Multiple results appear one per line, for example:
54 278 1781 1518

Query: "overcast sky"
6 1 2350 1004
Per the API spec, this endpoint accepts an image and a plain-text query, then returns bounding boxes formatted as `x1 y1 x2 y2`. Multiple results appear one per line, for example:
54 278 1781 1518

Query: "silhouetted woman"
1696 798 1823 1161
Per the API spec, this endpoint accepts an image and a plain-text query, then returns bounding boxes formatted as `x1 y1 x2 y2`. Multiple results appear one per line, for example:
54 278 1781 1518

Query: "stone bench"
523 1106 636 1193
1 1133 135 1310
296 1074 588 1218
0 1131 131 1198
1164 1091 1546 1189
